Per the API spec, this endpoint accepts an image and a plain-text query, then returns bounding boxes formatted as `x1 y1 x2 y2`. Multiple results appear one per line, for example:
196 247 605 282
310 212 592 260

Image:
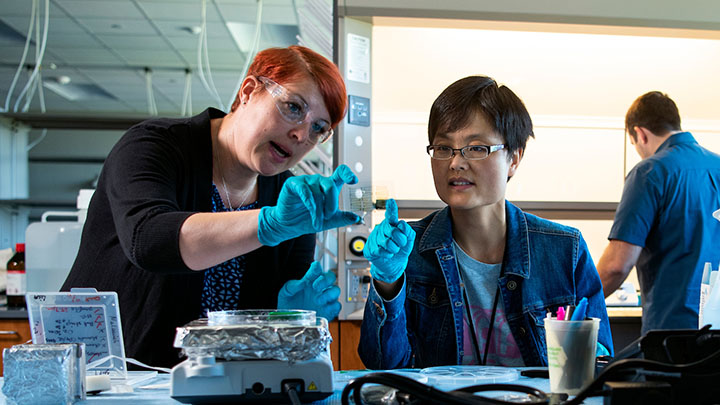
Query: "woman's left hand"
258 164 361 246
277 261 342 321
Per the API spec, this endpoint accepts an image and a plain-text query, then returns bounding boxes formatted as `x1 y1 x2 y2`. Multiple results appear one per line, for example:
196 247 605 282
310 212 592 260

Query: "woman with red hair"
62 46 357 368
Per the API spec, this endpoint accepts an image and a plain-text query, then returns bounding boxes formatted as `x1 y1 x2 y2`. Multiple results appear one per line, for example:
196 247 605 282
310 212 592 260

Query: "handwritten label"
40 305 110 362
27 292 126 377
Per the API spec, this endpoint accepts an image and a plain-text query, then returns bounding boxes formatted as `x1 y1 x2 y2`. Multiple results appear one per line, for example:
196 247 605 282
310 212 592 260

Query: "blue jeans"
359 201 613 369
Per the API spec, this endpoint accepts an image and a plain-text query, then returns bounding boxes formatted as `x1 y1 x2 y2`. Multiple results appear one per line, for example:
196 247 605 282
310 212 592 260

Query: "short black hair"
427 75 534 156
625 91 682 140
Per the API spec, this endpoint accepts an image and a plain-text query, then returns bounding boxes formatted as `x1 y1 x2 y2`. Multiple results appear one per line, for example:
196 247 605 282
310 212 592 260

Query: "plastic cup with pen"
544 297 600 395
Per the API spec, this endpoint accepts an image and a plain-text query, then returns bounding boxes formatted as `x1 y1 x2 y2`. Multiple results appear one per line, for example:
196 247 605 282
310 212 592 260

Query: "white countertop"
0 369 604 405
606 306 642 318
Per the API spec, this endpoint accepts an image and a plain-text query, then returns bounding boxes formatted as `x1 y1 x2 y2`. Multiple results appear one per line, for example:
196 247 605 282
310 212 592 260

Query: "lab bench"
0 308 32 376
0 315 640 376
332 313 644 370
607 307 643 355
0 369 605 405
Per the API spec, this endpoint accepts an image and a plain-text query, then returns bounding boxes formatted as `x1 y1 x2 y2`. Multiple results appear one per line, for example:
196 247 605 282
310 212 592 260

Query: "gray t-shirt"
454 240 524 366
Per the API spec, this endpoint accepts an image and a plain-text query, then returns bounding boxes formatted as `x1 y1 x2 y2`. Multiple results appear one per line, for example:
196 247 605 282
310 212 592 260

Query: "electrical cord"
26 128 47 151
282 381 303 405
21 5 46 114
13 0 49 113
144 67 158 115
453 383 548 400
196 0 223 109
226 0 264 112
563 344 720 405
86 354 172 374
342 344 720 405
3 0 36 113
181 68 192 116
341 372 549 405
286 387 302 405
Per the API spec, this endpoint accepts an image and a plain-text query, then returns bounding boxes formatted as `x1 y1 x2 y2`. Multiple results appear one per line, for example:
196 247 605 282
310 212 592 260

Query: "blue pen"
570 297 588 321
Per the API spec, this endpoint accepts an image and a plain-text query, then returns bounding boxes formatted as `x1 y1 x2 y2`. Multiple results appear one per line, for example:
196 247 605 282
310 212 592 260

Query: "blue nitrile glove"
258 164 361 246
363 199 416 284
277 261 342 321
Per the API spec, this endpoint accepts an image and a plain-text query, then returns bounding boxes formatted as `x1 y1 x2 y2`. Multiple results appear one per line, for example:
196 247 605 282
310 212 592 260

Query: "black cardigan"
62 108 315 368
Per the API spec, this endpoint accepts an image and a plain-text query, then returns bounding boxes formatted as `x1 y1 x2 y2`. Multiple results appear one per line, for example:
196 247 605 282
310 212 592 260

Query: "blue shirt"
200 184 259 316
359 201 613 369
609 132 720 333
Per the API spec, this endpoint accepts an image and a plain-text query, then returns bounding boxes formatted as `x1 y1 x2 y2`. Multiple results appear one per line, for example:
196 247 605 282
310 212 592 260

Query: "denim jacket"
358 201 613 369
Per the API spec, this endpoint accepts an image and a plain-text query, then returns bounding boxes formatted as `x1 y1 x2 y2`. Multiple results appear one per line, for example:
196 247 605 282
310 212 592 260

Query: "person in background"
597 91 720 334
62 46 360 368
358 75 612 369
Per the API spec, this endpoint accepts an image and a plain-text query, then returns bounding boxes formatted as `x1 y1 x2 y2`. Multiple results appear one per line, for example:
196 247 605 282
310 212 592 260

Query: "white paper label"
346 33 370 84
700 283 710 327
7 271 26 295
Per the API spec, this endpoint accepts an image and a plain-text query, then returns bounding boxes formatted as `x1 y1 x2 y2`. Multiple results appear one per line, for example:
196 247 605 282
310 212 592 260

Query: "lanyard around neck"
460 281 500 366
454 243 503 366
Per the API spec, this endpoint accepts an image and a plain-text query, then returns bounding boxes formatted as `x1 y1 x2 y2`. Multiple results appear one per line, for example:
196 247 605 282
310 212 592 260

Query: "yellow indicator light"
352 239 365 252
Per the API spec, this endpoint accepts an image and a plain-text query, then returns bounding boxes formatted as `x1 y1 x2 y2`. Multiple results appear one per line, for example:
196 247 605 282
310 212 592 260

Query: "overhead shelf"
1 113 158 130
0 199 75 208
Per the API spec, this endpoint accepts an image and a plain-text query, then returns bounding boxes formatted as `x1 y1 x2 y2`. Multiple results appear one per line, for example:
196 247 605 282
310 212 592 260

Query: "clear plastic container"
419 365 520 390
207 309 316 326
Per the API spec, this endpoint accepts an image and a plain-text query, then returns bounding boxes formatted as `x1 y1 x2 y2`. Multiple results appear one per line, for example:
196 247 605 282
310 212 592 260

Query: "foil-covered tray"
174 310 331 363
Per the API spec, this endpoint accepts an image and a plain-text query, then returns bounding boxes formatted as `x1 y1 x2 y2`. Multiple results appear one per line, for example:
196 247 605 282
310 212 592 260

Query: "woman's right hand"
364 199 416 284
257 164 361 246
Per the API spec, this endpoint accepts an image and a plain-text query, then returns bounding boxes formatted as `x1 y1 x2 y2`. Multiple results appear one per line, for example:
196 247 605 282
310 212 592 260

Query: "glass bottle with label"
7 243 26 309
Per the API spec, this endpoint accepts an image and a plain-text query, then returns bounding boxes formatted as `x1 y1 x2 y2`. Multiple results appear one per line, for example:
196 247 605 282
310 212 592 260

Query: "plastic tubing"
3 0 36 112
226 0 264 111
14 0 49 112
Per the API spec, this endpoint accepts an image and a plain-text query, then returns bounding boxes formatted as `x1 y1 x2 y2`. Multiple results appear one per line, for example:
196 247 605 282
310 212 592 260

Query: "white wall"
371 21 720 203
369 19 720 280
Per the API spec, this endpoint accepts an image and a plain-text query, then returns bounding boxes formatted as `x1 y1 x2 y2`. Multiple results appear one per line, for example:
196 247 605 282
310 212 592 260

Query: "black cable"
341 372 550 405
286 386 302 405
341 344 720 405
453 383 548 403
563 344 720 405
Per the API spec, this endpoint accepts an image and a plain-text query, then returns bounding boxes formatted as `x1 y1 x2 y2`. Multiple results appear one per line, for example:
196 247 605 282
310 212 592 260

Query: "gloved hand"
277 261 342 321
258 164 361 247
363 199 416 284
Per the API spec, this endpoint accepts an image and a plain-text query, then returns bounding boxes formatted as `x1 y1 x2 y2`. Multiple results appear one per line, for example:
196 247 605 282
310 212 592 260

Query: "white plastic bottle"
702 264 720 329
699 262 713 328
25 189 93 293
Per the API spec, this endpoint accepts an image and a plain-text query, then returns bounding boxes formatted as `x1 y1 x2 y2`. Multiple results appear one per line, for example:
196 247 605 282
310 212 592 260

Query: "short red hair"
234 46 347 129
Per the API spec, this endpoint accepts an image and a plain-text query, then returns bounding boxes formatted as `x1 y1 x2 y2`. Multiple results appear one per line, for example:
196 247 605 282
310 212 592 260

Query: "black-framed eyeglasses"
257 76 333 144
426 144 505 160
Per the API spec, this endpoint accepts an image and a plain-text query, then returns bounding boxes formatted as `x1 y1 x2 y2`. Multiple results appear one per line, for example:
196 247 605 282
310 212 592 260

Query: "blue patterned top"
200 183 259 316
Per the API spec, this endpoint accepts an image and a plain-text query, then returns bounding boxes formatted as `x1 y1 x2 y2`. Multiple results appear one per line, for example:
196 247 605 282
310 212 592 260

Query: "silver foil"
174 317 332 363
2 343 86 405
